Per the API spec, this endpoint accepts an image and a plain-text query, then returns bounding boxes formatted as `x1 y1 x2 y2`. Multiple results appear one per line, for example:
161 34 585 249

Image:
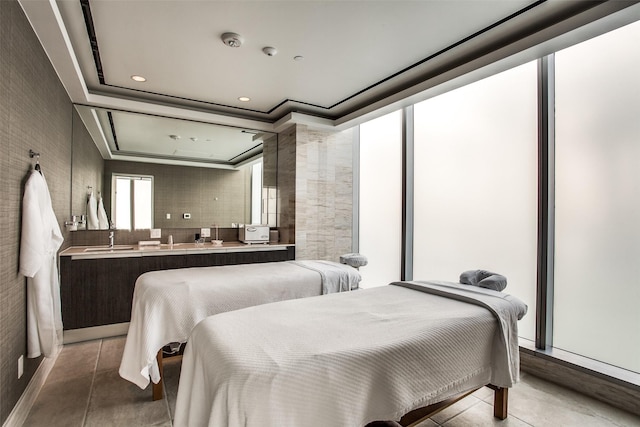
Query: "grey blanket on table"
292 260 361 293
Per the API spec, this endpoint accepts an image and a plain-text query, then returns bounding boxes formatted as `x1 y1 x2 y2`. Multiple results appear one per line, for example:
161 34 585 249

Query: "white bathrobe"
19 170 64 358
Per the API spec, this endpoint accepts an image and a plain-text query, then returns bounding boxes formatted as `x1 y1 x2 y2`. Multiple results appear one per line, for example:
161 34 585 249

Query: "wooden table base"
397 385 508 427
152 350 164 401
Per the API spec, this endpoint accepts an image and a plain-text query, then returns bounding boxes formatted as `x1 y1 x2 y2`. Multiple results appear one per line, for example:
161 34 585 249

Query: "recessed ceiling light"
131 75 146 82
238 97 251 102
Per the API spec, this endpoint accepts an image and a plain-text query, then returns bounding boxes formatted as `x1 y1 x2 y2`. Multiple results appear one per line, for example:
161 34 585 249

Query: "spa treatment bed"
174 280 527 427
118 260 361 398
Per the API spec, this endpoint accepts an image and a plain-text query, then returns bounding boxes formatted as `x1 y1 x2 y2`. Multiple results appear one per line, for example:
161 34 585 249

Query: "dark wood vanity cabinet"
60 246 295 330
139 253 188 273
185 246 295 268
60 257 141 329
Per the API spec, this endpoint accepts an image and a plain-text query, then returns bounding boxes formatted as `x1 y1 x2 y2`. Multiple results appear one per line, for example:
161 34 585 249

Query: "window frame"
111 173 154 230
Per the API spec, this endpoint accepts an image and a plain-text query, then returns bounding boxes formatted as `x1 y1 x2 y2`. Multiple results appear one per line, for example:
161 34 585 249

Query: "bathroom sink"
84 245 135 252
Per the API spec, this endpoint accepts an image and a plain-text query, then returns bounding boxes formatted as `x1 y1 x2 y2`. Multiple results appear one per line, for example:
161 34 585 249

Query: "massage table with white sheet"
118 260 361 399
174 280 527 427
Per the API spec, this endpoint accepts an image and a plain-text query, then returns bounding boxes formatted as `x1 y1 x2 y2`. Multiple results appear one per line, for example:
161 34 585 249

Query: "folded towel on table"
460 269 507 291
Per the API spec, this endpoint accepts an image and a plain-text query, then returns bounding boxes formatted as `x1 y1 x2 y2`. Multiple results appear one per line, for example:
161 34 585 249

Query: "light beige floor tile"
96 336 127 372
45 340 100 384
442 400 532 426
22 341 99 427
161 356 182 421
84 369 171 427
429 395 483 425
507 374 640 427
414 418 439 426
471 386 494 400
22 375 93 427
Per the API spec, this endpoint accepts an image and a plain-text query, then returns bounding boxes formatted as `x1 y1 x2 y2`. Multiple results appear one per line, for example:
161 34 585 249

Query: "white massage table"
174 280 527 427
118 260 361 399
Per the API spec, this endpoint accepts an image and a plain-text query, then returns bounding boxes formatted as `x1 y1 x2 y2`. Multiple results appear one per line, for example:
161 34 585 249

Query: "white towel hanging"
97 196 109 230
87 190 99 230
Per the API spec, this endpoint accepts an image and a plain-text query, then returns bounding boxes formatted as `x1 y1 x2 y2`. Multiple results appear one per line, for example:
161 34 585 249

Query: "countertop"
60 241 294 260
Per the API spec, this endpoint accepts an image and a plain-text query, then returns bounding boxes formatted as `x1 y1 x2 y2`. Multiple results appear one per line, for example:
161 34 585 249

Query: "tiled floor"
23 337 640 427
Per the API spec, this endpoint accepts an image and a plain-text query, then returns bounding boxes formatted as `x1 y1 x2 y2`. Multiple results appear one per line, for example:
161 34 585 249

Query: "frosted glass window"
359 110 403 288
554 20 640 373
413 62 538 341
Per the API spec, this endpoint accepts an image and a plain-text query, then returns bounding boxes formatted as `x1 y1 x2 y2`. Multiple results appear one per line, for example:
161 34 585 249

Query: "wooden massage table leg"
488 384 508 420
152 350 164 401
398 385 508 426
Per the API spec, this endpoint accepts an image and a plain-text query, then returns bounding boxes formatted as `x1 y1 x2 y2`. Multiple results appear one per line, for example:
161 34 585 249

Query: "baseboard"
63 323 129 344
519 346 640 417
2 349 59 427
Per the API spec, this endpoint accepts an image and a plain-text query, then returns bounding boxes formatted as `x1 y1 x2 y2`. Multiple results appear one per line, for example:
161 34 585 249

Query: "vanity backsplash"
68 228 246 247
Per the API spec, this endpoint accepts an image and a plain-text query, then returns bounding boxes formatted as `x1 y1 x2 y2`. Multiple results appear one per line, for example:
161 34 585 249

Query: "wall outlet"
201 228 211 238
183 213 191 220
166 213 171 219
18 355 24 379
150 228 161 238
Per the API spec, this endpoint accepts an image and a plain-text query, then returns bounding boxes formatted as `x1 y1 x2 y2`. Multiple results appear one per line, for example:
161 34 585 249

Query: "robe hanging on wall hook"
29 149 41 174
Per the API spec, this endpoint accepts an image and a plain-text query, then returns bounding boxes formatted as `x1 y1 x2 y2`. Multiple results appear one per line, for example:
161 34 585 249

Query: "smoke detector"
262 47 277 57
221 32 243 48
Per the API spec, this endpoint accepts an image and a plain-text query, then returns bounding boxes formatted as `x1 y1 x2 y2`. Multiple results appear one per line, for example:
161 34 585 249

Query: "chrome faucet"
108 231 114 248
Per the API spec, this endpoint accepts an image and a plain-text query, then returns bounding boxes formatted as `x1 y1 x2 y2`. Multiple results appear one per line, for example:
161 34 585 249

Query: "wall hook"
29 150 41 173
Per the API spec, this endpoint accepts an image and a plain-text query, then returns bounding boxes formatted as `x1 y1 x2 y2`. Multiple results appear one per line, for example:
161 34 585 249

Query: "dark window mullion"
129 178 136 231
401 106 414 281
536 54 555 350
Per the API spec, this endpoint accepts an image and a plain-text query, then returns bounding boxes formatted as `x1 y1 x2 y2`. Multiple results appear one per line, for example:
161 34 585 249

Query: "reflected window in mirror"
113 174 154 230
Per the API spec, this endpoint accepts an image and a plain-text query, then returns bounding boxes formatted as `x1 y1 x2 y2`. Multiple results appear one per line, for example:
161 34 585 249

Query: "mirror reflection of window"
113 174 153 230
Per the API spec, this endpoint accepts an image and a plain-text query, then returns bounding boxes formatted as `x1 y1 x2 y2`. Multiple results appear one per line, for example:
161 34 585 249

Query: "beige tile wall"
276 124 355 261
276 126 297 244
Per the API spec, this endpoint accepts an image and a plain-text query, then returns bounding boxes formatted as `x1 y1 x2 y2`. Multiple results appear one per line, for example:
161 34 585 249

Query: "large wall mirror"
71 105 277 230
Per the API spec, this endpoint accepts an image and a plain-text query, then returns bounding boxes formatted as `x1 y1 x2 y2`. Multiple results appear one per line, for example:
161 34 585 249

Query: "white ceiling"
19 0 640 167
61 0 535 118
75 105 274 167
